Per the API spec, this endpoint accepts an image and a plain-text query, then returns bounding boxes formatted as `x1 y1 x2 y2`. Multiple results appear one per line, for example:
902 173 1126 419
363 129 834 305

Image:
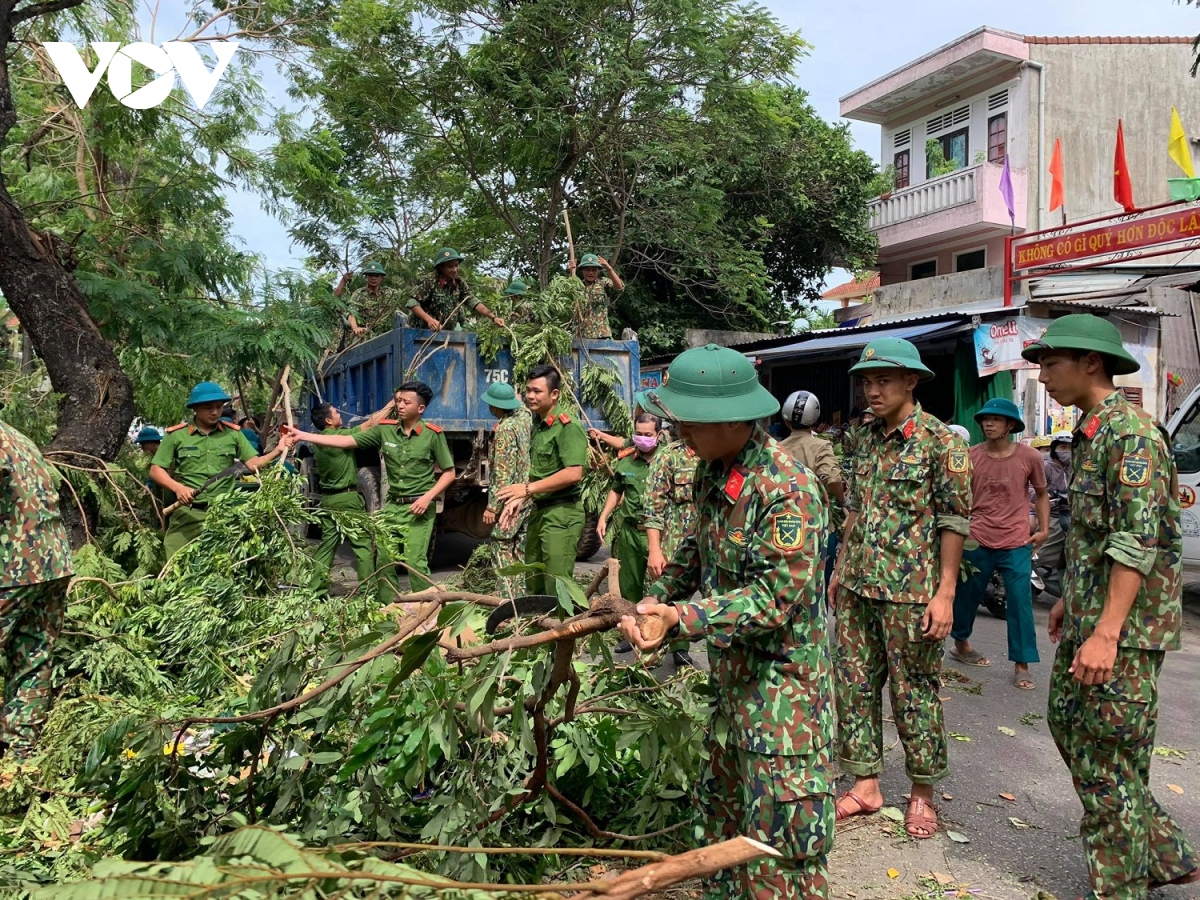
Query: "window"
988 113 1007 163
955 249 986 272
927 127 968 178
910 259 937 280
893 150 910 189
1173 398 1200 474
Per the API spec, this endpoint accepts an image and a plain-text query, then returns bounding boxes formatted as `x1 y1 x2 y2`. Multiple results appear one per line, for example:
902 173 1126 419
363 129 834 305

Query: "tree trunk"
0 0 135 544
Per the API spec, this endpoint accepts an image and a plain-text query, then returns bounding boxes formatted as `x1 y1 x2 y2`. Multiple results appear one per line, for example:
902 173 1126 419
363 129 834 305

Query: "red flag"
1114 120 1136 213
1048 138 1065 212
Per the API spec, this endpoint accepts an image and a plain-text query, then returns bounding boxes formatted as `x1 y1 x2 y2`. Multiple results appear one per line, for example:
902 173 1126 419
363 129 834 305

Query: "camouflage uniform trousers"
0 578 68 760
698 738 833 900
835 590 948 784
1048 642 1197 899
490 521 527 600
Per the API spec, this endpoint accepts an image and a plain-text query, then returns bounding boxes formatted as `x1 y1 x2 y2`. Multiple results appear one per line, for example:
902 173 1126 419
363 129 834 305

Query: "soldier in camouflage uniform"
0 419 73 760
569 252 624 339
336 261 407 337
643 434 700 668
483 382 532 599
410 248 505 332
618 344 834 900
1022 315 1197 899
829 338 971 840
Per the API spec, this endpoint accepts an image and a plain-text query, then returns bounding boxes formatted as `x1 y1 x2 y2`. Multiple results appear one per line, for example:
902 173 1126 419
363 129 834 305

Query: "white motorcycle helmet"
1051 430 1073 444
782 390 821 429
948 424 970 441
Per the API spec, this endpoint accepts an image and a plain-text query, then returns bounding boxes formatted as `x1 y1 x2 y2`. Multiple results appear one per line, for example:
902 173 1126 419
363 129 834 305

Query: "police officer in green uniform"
495 364 588 601
287 382 456 598
306 402 380 596
598 411 660 603
1022 315 1198 898
150 382 291 560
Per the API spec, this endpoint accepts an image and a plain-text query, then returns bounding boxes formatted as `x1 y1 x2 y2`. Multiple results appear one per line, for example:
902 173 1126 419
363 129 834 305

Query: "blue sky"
224 1 1200 280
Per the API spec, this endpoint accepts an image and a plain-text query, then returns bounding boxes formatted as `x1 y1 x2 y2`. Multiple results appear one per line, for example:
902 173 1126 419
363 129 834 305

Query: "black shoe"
672 650 695 668
615 640 633 653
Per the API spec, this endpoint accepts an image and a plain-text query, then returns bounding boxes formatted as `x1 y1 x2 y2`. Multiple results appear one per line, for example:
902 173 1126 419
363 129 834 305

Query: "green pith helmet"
1020 313 1140 376
975 397 1025 434
639 344 777 424
578 252 601 269
362 261 387 276
186 381 232 407
134 426 162 444
482 382 523 411
633 389 650 412
504 279 528 296
433 247 464 267
848 337 935 381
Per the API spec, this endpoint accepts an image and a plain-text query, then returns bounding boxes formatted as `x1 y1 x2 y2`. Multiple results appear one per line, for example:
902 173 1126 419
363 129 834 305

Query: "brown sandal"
904 796 938 839
834 791 882 822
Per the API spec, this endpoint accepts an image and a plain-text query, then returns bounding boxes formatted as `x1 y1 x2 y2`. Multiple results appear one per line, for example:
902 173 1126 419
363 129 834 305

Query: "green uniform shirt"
354 420 454 500
1064 390 1182 652
314 427 360 491
613 452 651 525
650 426 831 756
842 404 971 604
0 421 74 588
529 408 588 499
151 422 258 492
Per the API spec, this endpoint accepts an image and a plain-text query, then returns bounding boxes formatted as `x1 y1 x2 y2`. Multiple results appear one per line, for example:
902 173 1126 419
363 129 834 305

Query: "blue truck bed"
313 322 640 431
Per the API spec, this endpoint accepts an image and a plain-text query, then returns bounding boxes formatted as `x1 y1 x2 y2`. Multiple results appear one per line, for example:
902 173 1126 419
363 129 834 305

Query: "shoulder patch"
165 423 188 433
771 512 805 551
558 413 572 425
617 447 637 459
218 420 241 431
1119 453 1150 487
425 422 443 433
947 448 969 474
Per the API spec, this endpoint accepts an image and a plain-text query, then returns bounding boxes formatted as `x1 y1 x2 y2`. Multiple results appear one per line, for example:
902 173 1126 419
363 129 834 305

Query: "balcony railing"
869 165 980 230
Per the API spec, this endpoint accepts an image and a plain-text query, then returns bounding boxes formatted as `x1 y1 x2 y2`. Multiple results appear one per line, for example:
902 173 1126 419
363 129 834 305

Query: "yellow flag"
1170 106 1195 178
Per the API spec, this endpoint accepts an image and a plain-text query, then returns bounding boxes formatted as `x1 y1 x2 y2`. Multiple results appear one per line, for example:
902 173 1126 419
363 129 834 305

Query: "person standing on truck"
336 261 405 337
0 418 74 761
495 364 588 602
829 338 970 840
1021 314 1198 897
617 343 834 900
597 413 661 603
569 252 623 339
151 382 294 560
410 248 505 332
482 382 532 600
285 381 456 598
306 402 385 598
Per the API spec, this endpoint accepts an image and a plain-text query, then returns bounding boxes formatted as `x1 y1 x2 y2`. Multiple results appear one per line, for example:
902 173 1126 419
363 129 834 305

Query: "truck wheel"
357 466 382 515
576 513 602 562
983 571 1007 619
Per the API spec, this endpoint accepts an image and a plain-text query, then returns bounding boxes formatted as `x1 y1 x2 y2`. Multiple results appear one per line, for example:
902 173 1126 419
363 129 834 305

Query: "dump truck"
307 321 640 561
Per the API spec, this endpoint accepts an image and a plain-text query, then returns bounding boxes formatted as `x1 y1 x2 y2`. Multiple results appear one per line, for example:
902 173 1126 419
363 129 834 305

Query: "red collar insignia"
1083 415 1101 439
544 415 556 427
902 419 915 440
723 467 746 502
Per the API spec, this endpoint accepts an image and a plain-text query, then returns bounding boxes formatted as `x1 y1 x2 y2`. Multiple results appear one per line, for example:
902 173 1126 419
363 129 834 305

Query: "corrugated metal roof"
751 322 962 362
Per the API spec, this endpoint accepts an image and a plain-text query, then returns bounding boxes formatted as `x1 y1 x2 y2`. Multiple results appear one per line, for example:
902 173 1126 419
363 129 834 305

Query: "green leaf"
946 830 971 844
309 751 343 765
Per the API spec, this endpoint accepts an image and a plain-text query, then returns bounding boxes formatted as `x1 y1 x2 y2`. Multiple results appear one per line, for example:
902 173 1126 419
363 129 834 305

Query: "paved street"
336 538 1200 899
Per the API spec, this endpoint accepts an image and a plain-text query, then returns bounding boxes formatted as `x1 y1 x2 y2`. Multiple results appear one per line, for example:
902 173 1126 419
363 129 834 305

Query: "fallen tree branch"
598 836 781 900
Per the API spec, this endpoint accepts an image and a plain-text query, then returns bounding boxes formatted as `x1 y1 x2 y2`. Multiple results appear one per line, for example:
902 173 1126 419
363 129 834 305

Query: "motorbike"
983 491 1068 619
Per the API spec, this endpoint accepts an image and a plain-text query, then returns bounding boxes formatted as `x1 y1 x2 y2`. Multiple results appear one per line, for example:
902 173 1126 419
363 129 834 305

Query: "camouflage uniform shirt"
347 286 408 334
487 412 532 540
842 404 971 603
0 421 73 588
412 274 473 331
643 439 699 556
650 426 832 756
577 277 615 339
1063 390 1181 651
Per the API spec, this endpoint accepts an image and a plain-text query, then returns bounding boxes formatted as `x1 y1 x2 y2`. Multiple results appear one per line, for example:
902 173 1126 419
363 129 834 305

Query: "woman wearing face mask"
598 412 662 605
1044 431 1073 532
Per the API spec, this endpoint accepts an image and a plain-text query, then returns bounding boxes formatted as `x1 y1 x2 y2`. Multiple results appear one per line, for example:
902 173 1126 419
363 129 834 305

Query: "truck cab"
1166 384 1200 582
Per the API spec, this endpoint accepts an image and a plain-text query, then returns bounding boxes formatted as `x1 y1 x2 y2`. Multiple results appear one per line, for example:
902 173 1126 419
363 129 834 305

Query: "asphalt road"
338 536 1200 898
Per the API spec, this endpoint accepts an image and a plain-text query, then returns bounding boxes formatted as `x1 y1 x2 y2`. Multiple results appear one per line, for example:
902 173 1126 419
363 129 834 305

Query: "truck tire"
357 466 382 515
576 513 602 562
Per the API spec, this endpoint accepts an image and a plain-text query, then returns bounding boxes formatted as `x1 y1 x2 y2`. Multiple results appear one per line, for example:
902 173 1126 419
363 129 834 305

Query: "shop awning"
749 321 965 362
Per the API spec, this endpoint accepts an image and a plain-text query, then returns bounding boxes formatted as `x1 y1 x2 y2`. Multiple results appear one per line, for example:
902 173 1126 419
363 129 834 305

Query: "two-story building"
735 28 1200 439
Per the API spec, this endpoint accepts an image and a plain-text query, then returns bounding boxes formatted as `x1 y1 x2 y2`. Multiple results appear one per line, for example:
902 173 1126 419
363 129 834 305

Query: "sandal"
1013 673 1036 691
834 790 882 822
904 796 938 839
948 647 991 667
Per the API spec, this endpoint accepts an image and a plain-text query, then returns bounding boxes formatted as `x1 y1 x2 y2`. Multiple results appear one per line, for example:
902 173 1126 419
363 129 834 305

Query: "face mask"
633 435 658 453
1054 448 1070 462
